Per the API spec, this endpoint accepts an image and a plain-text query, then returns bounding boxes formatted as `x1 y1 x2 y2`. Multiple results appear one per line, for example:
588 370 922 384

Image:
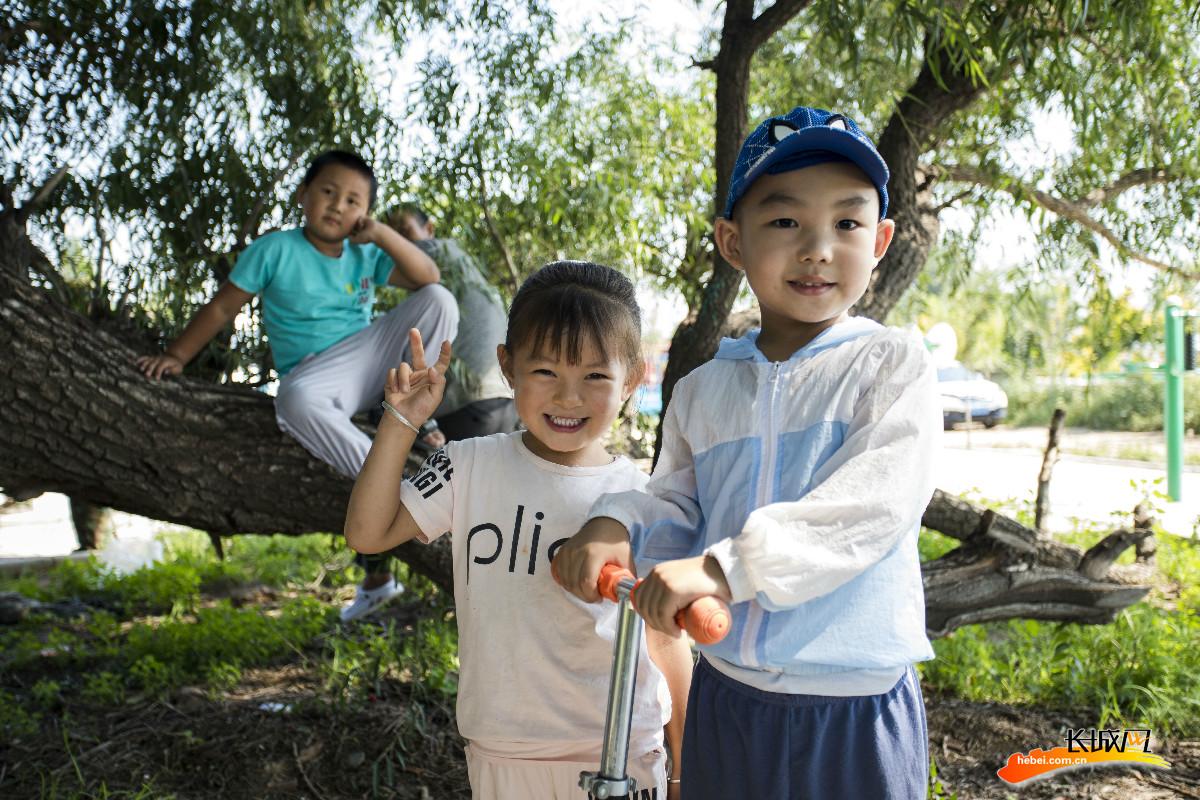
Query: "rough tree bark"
658 0 813 451
921 490 1153 637
0 208 453 591
1 206 1154 634
855 37 990 321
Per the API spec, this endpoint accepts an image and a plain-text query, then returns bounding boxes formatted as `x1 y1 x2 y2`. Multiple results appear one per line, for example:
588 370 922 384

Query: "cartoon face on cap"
769 114 846 147
724 107 889 219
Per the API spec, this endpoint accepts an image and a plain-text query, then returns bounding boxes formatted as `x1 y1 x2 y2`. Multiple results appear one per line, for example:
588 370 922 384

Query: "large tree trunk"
658 1 818 463
0 201 1152 633
857 38 989 322
658 0 761 441
0 212 453 592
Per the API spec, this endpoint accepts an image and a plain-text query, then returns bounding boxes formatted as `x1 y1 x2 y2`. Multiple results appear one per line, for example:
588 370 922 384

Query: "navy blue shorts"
680 657 928 799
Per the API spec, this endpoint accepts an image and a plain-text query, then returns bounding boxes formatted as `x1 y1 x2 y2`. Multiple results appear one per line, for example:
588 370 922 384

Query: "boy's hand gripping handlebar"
596 564 731 645
576 564 731 799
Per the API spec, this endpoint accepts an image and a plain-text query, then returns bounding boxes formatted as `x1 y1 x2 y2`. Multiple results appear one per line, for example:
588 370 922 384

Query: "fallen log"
0 206 1154 630
921 489 1154 637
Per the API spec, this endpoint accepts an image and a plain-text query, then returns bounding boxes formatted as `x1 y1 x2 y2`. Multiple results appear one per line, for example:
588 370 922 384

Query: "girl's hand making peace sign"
382 328 452 431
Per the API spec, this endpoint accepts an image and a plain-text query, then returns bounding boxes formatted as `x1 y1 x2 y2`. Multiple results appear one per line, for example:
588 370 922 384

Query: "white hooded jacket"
592 318 940 692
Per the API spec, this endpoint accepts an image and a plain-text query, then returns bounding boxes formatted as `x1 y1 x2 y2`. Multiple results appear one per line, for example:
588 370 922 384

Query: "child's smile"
500 337 634 467
715 161 896 360
786 275 837 295
545 414 587 433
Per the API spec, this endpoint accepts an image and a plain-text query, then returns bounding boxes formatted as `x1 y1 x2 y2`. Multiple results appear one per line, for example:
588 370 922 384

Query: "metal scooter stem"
579 575 640 799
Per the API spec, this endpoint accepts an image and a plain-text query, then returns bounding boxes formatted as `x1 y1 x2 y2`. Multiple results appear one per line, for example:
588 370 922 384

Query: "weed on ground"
1 520 1197 799
0 533 467 799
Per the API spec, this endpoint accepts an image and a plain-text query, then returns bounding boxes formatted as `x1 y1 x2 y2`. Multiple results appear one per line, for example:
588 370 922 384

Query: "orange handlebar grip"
597 563 636 603
598 563 731 644
675 596 732 645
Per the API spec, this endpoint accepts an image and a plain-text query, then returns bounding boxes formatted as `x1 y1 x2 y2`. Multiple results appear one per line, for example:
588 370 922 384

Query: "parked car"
937 363 1008 429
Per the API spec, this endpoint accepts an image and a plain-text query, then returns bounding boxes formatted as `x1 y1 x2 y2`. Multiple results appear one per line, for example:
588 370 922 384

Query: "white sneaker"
340 578 405 622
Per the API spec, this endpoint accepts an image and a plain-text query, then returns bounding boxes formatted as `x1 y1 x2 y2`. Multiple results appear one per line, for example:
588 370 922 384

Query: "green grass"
920 516 1200 737
0 532 456 718
5 513 1198 773
3 530 363 613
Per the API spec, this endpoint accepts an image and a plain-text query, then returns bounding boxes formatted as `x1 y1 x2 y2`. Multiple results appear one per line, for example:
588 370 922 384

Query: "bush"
1006 373 1200 431
920 528 1200 737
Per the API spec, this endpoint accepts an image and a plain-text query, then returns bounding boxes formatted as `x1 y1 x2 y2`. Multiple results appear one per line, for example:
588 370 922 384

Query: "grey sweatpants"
274 284 459 478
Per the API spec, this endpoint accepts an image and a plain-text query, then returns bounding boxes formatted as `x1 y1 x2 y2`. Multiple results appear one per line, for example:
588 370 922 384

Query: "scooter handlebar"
597 564 731 645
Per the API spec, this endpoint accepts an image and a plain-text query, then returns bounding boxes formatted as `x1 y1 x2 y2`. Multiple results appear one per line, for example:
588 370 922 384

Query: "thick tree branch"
858 38 996 321
920 489 1153 638
16 166 70 224
748 0 815 51
1076 167 1178 207
939 164 1200 280
0 215 454 593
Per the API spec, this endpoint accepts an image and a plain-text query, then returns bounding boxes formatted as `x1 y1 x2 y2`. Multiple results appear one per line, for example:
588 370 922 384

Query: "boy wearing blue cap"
554 106 939 798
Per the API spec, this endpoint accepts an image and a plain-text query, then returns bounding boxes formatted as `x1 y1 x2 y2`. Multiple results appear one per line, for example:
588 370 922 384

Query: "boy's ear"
713 217 745 272
621 367 641 403
872 218 896 266
497 344 513 385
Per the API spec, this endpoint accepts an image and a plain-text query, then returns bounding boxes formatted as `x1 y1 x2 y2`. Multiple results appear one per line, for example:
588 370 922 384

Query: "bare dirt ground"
5 664 1196 797
926 693 1200 799
1 597 473 800
2 523 1196 799
3 671 469 799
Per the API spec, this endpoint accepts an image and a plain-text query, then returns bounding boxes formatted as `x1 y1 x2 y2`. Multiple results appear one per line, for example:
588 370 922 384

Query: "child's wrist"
379 400 423 435
702 554 734 603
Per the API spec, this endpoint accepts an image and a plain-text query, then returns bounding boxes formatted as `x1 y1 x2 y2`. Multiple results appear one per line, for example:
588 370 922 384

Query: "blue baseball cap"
723 106 889 219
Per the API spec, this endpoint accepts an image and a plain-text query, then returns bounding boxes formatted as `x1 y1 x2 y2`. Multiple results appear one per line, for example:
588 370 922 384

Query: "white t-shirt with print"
401 431 669 761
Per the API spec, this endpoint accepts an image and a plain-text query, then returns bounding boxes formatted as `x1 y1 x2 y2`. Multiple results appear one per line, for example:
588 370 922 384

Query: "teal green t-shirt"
228 228 395 375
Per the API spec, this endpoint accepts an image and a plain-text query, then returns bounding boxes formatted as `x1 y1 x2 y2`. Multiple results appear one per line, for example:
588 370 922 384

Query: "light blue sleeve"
370 243 395 286
227 234 276 294
706 336 940 609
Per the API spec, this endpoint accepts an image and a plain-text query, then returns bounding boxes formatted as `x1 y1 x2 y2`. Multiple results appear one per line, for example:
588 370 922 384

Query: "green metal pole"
1165 303 1184 501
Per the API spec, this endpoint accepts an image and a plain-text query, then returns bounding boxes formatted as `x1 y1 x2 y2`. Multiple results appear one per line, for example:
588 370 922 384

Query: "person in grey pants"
137 152 459 611
339 204 518 622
